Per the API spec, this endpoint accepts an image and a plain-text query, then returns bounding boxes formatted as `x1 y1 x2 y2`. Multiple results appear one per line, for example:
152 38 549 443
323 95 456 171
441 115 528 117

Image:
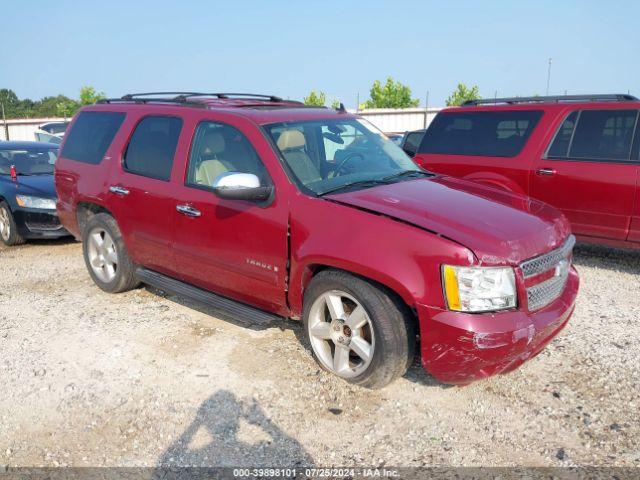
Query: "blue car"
0 141 69 246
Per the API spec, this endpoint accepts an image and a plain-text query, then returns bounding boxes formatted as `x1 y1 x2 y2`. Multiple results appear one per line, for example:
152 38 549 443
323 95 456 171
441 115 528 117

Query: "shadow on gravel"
573 242 640 274
0 236 76 253
158 390 314 468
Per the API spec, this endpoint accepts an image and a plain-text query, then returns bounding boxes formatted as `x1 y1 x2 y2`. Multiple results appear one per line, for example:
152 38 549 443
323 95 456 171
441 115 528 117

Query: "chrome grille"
520 235 575 311
520 235 576 278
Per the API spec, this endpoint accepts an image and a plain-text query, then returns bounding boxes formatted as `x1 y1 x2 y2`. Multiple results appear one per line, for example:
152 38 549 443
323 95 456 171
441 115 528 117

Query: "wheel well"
76 202 112 234
303 264 418 318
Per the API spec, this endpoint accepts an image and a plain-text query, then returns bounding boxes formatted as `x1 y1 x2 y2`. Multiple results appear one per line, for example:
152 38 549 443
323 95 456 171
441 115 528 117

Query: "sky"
1 0 638 108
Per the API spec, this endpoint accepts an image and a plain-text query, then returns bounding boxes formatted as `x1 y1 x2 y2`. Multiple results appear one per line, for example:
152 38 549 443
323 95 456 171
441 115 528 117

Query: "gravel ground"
0 239 638 468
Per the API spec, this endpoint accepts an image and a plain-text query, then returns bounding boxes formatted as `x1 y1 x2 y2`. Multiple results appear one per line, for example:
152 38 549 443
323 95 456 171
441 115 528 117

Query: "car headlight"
442 265 517 312
15 195 57 210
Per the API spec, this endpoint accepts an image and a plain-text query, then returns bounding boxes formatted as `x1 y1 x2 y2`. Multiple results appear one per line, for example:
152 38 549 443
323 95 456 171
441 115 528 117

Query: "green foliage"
79 86 106 106
331 99 341 109
445 83 481 106
303 90 326 107
0 86 104 118
361 77 419 109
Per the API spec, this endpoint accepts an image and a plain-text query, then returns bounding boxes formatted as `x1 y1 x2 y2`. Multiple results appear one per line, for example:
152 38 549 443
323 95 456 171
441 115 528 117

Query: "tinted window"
123 116 182 181
61 111 125 164
419 110 543 157
547 111 578 158
403 131 425 156
568 110 638 161
187 121 268 188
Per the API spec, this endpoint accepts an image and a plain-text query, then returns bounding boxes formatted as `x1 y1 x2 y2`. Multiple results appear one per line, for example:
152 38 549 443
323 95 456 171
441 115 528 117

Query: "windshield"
0 148 58 175
265 118 424 195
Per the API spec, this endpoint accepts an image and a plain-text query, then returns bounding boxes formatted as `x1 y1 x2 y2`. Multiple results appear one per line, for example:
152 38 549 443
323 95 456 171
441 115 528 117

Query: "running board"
135 268 282 327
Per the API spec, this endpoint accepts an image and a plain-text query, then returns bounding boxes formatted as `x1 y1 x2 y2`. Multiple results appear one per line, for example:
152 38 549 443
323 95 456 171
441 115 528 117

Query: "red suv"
55 92 579 388
412 94 640 250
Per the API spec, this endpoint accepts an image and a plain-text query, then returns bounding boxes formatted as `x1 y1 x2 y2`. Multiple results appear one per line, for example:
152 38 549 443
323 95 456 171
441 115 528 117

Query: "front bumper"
417 267 579 385
14 209 70 239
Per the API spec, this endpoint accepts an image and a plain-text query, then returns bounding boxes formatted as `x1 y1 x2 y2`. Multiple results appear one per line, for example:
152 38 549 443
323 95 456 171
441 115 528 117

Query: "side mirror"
212 172 273 202
402 148 416 158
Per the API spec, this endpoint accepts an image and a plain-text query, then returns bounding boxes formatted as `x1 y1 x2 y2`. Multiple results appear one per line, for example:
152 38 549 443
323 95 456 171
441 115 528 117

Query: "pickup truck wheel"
82 213 139 293
0 201 25 246
303 270 415 389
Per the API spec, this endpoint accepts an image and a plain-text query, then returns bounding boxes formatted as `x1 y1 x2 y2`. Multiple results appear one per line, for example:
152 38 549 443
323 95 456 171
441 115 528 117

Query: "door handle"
536 168 557 176
109 185 130 196
176 204 202 217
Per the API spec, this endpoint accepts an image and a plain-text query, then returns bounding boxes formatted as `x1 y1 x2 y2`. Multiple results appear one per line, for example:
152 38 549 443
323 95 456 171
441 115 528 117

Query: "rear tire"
0 201 25 246
302 270 415 389
82 213 139 293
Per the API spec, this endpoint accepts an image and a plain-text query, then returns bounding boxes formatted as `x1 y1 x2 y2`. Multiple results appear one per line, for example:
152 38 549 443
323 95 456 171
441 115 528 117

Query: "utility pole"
1 101 8 141
356 93 360 113
546 58 553 96
424 91 429 128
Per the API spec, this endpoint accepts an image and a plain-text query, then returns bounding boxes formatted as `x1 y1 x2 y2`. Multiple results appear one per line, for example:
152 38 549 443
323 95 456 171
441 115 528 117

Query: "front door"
170 118 289 315
530 108 639 241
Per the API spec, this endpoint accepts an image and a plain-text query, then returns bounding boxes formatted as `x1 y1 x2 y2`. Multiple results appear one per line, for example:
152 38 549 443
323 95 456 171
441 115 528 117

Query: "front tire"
0 201 25 246
302 270 415 389
82 213 139 293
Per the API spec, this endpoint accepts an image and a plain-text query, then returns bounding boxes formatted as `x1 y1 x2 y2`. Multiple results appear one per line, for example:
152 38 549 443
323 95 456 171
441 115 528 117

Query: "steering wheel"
333 152 365 177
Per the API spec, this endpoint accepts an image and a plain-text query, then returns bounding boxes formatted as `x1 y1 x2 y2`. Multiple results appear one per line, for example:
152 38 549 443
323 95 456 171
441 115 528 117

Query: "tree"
35 95 79 117
445 83 481 106
56 98 80 117
79 86 106 106
361 77 419 109
331 98 341 109
303 90 326 107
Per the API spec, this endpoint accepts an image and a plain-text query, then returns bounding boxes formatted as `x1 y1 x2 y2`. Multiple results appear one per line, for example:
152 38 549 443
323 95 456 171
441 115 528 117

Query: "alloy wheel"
308 290 375 378
0 207 10 242
87 227 118 283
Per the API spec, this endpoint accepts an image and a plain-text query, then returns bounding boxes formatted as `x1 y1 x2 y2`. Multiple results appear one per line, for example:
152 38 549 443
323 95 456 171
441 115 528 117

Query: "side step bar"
136 268 282 327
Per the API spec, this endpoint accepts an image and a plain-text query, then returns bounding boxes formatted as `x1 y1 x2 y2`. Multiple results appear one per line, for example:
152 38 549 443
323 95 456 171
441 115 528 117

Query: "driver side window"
186 121 267 189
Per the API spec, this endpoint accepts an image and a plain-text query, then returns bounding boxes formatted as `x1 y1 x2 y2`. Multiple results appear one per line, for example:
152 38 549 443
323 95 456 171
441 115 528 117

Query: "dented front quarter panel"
418 268 579 385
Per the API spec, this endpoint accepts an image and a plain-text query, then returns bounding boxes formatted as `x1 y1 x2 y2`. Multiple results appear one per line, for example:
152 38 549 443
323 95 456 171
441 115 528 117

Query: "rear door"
530 108 639 241
107 114 184 275
628 127 640 243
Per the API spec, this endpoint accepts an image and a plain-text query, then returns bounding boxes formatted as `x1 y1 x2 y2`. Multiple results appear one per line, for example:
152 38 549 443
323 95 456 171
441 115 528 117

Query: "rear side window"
123 116 183 181
61 111 125 164
547 111 578 158
418 110 543 157
568 110 638 161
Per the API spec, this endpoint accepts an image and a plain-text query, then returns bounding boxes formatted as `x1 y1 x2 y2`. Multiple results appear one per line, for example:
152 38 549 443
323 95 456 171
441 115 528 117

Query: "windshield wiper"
317 179 391 196
381 170 433 182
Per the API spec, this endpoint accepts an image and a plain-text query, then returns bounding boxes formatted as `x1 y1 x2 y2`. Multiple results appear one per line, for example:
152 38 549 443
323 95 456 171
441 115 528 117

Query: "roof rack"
462 94 639 106
97 92 300 108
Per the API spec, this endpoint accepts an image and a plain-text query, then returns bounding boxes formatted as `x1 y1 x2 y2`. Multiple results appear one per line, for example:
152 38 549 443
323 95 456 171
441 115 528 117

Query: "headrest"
277 130 306 150
201 131 226 155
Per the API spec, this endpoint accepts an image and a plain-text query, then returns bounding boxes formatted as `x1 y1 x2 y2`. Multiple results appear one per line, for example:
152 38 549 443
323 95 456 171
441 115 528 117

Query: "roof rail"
97 92 298 107
462 94 639 106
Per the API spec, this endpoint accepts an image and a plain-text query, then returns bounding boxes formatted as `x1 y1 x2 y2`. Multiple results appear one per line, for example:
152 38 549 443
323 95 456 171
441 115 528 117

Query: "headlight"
15 195 57 210
442 265 517 312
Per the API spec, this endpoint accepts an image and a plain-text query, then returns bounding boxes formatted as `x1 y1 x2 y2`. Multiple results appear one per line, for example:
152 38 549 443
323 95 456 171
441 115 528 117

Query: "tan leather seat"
276 130 321 184
195 131 229 186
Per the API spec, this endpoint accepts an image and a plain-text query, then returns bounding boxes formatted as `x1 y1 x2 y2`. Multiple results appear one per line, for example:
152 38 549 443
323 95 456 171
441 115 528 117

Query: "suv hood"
326 176 571 265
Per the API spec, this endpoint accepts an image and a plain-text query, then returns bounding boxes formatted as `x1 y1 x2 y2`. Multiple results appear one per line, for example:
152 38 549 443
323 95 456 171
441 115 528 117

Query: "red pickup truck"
55 92 579 388
411 94 640 250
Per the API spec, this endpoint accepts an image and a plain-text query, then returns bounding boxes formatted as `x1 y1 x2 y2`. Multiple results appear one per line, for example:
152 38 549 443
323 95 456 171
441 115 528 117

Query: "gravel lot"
0 239 638 468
